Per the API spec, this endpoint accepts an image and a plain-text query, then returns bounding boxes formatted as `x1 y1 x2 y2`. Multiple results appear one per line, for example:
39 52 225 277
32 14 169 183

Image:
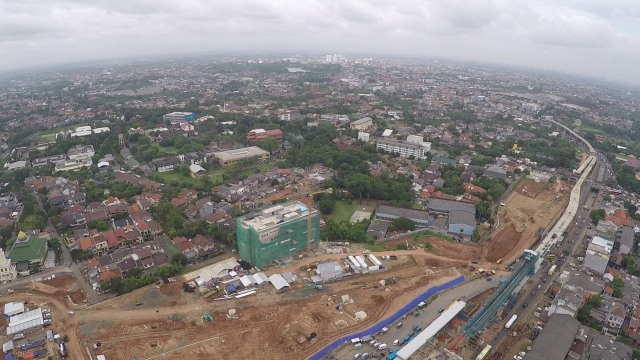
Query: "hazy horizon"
1 0 639 85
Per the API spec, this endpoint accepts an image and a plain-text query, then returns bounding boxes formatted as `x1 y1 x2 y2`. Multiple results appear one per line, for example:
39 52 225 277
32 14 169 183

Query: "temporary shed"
3 340 14 353
197 258 240 282
6 308 44 337
268 274 290 291
239 275 256 287
254 272 269 285
355 311 367 320
281 272 296 283
4 302 24 317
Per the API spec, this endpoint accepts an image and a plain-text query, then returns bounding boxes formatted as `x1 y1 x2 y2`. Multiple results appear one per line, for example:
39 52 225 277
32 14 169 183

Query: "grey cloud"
0 0 639 83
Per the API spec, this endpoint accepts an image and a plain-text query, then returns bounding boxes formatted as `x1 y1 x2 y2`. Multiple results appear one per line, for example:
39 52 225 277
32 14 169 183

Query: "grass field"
153 171 209 188
325 200 355 223
153 163 275 189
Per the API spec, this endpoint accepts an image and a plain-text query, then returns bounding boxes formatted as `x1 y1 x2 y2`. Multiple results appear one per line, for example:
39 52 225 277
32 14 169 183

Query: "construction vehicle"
385 276 399 283
496 258 503 264
202 313 213 322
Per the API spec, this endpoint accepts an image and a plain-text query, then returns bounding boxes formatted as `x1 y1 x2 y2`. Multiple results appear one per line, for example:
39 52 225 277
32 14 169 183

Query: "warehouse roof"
427 198 476 214
448 210 476 227
213 146 269 162
376 205 430 221
524 314 580 360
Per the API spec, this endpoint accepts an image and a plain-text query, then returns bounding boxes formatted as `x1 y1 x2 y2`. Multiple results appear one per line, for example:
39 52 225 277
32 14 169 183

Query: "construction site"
0 170 574 360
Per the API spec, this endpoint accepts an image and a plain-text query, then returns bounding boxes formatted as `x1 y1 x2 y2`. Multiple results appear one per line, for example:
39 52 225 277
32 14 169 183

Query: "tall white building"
0 248 16 283
376 138 426 159
406 135 432 153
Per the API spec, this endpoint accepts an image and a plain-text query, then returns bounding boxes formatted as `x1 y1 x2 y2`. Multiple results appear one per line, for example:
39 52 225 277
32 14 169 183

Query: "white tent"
4 302 24 317
254 272 269 285
239 275 256 287
268 274 290 291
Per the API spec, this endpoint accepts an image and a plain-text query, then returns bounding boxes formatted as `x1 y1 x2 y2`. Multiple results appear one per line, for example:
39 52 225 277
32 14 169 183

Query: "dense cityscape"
0 54 639 360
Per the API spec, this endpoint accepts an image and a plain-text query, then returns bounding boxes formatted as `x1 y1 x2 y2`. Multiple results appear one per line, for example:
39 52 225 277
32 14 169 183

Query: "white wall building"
357 132 370 142
376 138 426 159
0 249 16 283
67 145 95 161
406 134 432 152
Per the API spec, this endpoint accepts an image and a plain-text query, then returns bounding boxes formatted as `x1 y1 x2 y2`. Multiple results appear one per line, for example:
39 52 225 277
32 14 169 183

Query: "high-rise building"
236 201 320 268
163 112 196 124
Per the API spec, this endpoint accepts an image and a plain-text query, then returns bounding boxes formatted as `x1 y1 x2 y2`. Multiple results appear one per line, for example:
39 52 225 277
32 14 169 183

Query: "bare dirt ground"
4 253 464 360
484 178 569 264
382 236 483 263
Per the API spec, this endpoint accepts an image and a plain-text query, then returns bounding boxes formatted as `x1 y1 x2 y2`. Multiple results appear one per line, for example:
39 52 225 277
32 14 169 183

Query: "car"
354 353 361 359
369 340 376 346
519 352 527 357
531 291 536 296
537 284 541 290
522 302 529 308
393 339 400 346
354 343 363 349
378 344 387 350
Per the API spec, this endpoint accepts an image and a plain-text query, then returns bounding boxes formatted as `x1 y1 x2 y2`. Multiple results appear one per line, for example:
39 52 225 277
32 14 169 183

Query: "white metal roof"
239 275 256 287
396 301 466 360
382 129 393 137
254 272 269 285
4 302 24 317
6 308 43 336
268 274 290 290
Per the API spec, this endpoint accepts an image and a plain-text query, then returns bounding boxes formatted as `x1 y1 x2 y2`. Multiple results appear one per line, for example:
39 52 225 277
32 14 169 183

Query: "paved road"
332 275 502 360
489 157 607 351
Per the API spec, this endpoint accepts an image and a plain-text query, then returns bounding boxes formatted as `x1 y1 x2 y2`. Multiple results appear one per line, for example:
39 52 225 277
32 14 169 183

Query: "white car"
393 339 400 346
378 344 387 350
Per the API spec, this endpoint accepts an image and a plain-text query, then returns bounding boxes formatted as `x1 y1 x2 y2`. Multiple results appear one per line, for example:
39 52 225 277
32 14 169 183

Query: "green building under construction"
236 200 320 268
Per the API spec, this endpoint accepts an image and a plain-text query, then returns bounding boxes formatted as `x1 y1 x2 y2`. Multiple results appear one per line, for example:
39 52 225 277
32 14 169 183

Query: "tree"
611 278 624 298
344 173 372 199
179 163 190 177
258 137 279 154
589 294 602 308
589 209 606 224
390 217 416 231
316 196 335 215
171 253 188 267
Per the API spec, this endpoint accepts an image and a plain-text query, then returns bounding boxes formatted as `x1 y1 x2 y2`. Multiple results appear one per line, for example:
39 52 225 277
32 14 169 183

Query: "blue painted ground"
308 275 465 360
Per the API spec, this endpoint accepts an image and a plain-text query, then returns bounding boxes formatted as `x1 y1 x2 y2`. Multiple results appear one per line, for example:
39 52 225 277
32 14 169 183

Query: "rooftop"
526 314 580 360
238 200 313 233
213 146 269 162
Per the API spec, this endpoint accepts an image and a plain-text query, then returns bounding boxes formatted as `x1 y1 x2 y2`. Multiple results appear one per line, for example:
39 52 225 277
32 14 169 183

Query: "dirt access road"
4 253 466 360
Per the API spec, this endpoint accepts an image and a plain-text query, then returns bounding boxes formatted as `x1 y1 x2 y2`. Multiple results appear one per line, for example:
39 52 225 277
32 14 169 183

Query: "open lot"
2 251 473 360
484 178 569 264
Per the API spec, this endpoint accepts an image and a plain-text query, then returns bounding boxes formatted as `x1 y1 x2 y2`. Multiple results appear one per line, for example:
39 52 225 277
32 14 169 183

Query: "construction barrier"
307 275 465 360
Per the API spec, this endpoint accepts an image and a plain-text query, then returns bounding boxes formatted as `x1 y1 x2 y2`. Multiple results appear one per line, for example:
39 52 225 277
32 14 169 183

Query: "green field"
153 163 275 189
153 171 211 188
325 200 355 223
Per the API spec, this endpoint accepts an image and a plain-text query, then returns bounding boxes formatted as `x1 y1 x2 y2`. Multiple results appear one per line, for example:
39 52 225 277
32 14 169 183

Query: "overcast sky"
1 0 640 84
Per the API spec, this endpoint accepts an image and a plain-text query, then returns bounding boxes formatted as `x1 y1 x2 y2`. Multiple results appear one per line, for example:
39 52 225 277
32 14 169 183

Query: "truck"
505 314 518 330
548 264 557 276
